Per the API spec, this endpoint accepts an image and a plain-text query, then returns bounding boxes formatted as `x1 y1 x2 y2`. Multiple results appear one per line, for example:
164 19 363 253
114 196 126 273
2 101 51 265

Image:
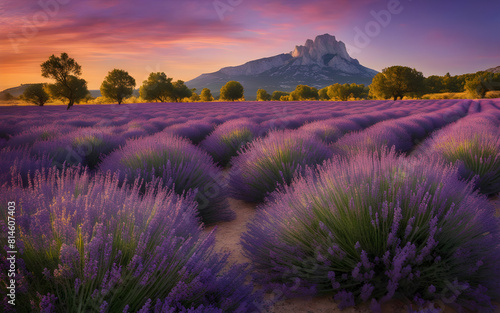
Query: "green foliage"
21 84 50 106
327 83 350 101
45 76 89 108
0 92 15 101
220 81 244 101
100 69 136 105
172 80 192 102
271 91 289 101
256 89 271 101
424 71 500 95
139 72 174 102
189 90 200 102
290 85 319 101
465 74 489 99
40 52 87 109
318 87 329 100
41 52 82 82
369 66 425 100
200 88 214 102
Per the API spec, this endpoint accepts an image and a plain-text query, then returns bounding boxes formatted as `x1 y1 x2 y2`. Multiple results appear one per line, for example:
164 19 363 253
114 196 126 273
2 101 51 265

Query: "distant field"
1 99 499 312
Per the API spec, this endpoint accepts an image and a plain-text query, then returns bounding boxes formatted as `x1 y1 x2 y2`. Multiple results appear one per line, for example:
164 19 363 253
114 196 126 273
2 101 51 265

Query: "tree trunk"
67 99 74 110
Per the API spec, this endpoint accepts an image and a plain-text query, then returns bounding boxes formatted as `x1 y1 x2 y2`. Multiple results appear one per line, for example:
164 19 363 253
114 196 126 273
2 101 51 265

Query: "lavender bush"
228 130 333 202
163 119 215 144
299 118 363 144
0 168 262 312
414 115 500 196
32 128 125 170
99 134 234 224
200 118 260 166
6 124 73 149
241 149 500 311
0 148 53 187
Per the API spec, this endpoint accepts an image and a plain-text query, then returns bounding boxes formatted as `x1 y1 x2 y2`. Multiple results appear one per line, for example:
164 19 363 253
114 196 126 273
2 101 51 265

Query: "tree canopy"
139 72 174 102
100 69 136 105
140 73 192 102
41 52 88 109
45 76 89 107
172 80 192 102
256 89 271 101
220 81 244 101
22 84 49 106
200 88 213 102
290 85 319 101
271 91 289 101
369 66 425 100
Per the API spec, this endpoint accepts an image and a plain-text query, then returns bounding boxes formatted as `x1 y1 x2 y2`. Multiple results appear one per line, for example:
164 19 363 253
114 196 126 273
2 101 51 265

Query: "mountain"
485 66 500 74
186 34 378 100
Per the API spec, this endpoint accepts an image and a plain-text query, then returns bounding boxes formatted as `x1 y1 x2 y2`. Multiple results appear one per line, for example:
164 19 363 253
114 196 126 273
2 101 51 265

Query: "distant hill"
0 84 36 98
186 34 378 100
485 66 500 74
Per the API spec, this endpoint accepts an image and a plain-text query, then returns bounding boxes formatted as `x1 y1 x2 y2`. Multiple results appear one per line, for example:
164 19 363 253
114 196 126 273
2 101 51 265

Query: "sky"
0 0 499 91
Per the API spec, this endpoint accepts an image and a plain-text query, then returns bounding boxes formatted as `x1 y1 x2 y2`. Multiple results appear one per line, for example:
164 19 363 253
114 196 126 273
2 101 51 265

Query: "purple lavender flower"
228 129 333 202
200 118 260 166
99 133 234 224
241 148 500 309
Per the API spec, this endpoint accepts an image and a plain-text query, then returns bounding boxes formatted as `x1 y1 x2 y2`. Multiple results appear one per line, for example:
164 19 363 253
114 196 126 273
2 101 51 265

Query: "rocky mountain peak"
291 34 352 65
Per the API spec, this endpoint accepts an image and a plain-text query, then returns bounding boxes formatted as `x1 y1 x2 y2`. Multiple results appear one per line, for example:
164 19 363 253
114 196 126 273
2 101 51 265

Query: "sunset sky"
0 0 499 91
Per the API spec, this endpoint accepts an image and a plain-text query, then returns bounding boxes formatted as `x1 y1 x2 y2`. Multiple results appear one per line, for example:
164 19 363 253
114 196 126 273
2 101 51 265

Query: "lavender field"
1 99 500 312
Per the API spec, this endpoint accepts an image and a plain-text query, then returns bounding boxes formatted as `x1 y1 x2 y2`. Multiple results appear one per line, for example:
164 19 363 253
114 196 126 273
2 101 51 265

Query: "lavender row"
334 100 471 155
0 168 262 312
412 105 500 196
241 148 500 311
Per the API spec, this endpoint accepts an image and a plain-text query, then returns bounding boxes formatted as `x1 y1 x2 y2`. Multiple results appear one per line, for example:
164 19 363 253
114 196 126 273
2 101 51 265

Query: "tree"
200 88 213 102
45 75 89 107
271 91 289 101
220 81 244 101
100 69 136 105
318 87 329 100
172 80 192 102
21 83 49 106
327 83 350 101
41 52 87 109
189 90 200 102
369 66 425 100
256 89 271 101
139 72 174 102
465 75 488 99
290 85 319 101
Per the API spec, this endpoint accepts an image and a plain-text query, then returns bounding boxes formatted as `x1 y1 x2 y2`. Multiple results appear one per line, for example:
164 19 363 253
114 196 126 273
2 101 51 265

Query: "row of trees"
25 52 248 108
19 53 500 108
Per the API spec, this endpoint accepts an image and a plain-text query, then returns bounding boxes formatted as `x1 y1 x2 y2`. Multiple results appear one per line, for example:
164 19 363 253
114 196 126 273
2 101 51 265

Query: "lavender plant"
0 168 262 313
163 119 215 144
99 134 234 224
241 149 500 311
414 115 500 196
32 128 125 170
299 118 363 144
200 118 260 166
228 130 333 202
0 147 53 187
6 124 73 148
